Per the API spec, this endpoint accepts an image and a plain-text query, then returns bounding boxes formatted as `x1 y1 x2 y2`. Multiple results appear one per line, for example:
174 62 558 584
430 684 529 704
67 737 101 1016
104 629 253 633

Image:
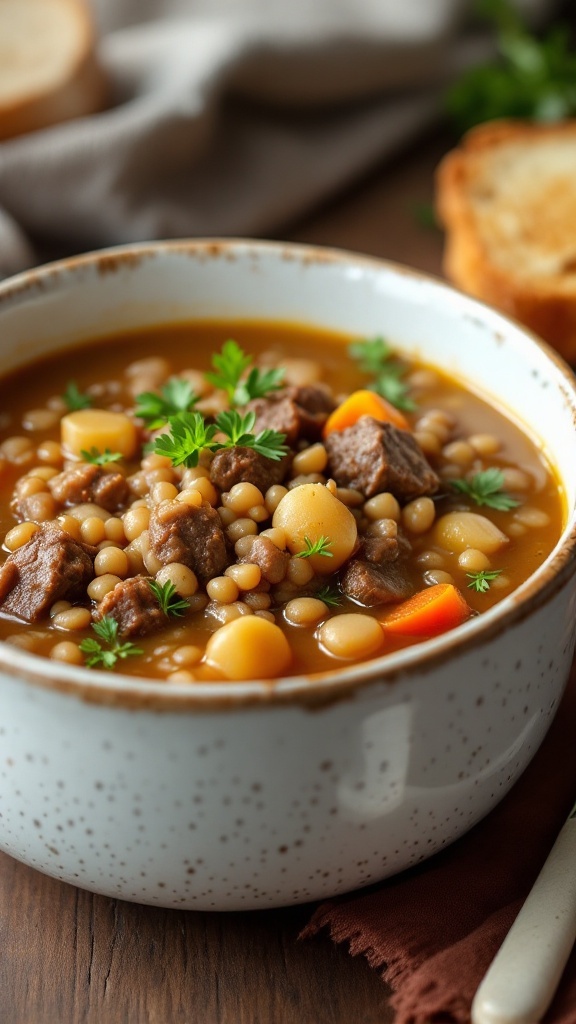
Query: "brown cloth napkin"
303 663 576 1024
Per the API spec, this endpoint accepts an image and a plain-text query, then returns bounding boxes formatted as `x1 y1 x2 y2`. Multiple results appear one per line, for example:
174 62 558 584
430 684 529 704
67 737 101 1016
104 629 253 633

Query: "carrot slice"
380 583 472 638
323 389 410 436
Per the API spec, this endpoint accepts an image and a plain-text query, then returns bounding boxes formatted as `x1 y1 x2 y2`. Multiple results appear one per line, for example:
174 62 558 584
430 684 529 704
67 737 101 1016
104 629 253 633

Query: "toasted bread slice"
436 119 576 362
0 0 106 140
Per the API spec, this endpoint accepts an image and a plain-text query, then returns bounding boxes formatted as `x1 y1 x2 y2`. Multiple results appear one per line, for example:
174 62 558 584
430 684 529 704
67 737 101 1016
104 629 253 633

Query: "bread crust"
436 119 576 363
0 0 106 141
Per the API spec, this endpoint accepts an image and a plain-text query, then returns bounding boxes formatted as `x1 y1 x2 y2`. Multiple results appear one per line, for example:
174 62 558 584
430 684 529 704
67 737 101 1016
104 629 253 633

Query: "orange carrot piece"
380 583 472 638
322 389 410 437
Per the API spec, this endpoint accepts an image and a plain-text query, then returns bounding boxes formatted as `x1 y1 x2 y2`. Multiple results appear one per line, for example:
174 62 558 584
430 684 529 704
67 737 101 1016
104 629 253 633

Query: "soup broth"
0 321 564 681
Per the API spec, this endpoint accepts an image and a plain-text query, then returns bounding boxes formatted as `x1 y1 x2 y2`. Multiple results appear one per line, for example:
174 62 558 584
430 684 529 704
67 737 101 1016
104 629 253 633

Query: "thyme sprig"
450 469 520 511
148 580 190 617
296 536 333 560
315 583 342 606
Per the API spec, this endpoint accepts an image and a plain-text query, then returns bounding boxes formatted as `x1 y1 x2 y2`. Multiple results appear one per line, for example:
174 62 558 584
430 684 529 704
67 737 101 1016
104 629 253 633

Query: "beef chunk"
325 416 440 501
91 471 130 512
341 559 414 607
247 395 301 445
0 523 95 622
148 499 229 581
240 536 289 584
247 385 336 444
358 529 413 565
210 446 289 494
359 534 400 565
49 463 129 512
13 492 55 523
286 385 336 440
96 576 167 638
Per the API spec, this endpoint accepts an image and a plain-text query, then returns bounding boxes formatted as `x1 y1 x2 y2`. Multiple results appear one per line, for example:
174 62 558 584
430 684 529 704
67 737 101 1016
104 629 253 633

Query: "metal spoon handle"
472 805 576 1024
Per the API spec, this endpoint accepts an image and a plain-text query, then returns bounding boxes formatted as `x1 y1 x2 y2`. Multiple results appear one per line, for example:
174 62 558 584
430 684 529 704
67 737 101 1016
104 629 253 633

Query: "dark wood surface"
0 132 449 1024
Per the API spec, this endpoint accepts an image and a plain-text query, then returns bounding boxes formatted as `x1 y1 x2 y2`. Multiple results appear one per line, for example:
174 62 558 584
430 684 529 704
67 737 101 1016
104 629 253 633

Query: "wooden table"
0 131 450 1024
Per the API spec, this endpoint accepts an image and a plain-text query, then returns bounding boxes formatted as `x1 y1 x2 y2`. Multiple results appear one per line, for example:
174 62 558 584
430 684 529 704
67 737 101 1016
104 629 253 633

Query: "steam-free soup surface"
0 321 563 681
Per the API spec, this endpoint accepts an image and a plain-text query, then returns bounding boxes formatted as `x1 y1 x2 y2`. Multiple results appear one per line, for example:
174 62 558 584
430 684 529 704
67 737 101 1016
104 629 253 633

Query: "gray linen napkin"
0 0 553 278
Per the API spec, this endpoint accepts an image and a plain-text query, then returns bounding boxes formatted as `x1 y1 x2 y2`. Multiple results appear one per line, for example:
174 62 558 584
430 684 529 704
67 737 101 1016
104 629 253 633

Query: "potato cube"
61 410 138 460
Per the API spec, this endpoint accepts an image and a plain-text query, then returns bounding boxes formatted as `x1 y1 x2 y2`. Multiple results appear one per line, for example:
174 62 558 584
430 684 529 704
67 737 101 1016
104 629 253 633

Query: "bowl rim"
1 235 576 711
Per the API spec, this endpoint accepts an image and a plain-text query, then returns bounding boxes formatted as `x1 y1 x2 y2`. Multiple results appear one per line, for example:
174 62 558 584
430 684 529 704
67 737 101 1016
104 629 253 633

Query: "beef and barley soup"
0 321 563 682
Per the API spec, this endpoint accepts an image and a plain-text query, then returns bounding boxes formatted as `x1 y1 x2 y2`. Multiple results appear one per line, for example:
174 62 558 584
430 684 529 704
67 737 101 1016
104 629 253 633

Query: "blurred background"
0 0 573 277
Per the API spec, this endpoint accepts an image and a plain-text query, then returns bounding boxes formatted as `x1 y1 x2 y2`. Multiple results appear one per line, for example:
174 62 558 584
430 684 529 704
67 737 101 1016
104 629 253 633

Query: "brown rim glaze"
0 238 575 711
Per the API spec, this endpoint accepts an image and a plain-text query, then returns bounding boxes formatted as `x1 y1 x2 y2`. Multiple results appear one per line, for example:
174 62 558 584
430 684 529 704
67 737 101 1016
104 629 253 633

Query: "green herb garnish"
205 340 285 407
234 366 286 406
215 409 288 460
63 381 92 411
296 536 333 560
80 447 123 466
148 580 189 617
450 468 520 511
315 583 342 606
79 616 143 670
374 369 416 411
153 412 218 468
135 377 199 429
348 336 416 412
446 0 576 135
349 337 394 375
466 568 503 593
153 409 288 468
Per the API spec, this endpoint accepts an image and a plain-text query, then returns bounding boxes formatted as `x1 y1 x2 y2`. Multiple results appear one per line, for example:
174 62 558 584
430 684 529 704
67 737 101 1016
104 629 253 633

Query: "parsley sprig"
450 468 520 511
205 340 285 407
148 580 190 617
235 367 286 406
446 0 576 135
81 447 123 466
349 337 394 375
466 568 503 593
79 616 143 670
153 409 288 468
215 410 287 459
135 377 199 430
63 381 92 411
296 536 333 560
348 336 416 412
153 412 217 468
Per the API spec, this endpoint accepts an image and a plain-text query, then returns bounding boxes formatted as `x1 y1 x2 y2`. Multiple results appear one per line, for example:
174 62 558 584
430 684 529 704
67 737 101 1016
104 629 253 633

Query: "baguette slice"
0 0 106 141
435 119 576 362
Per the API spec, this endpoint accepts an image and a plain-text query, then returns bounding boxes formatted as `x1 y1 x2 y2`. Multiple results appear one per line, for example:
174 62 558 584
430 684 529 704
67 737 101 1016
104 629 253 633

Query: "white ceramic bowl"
0 239 575 911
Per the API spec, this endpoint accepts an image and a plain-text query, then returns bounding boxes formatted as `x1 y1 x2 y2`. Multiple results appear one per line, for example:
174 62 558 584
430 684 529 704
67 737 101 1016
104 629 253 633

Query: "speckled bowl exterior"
0 239 575 911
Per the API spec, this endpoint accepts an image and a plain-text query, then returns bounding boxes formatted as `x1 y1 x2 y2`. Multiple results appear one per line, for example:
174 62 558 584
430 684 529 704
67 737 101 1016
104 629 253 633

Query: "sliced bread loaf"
435 119 576 362
0 0 106 141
